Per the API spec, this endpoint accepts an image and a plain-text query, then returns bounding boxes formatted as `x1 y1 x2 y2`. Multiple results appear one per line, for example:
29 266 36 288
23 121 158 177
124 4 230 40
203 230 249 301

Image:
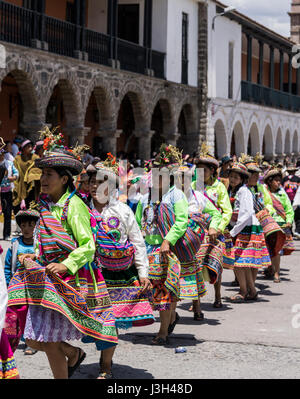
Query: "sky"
227 0 290 38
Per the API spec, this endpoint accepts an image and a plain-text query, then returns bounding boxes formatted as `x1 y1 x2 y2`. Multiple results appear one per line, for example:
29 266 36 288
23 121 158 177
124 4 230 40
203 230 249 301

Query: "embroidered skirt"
233 225 271 269
0 331 19 379
147 244 181 311
7 260 118 351
100 264 155 330
179 261 206 300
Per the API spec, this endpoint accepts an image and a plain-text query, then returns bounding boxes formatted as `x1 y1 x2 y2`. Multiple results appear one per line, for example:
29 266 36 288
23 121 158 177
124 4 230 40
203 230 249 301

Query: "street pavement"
2 224 300 379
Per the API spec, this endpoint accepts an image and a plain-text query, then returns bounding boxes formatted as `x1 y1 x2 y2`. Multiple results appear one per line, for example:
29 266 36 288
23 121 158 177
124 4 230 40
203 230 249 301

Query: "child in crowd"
4 209 39 356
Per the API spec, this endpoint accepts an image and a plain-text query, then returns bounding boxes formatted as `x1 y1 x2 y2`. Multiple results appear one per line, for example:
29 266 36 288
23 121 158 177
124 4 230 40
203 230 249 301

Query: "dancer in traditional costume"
193 144 233 308
87 153 154 379
174 165 222 320
6 127 117 379
264 168 295 283
226 162 271 302
243 156 285 281
0 247 19 379
136 145 193 344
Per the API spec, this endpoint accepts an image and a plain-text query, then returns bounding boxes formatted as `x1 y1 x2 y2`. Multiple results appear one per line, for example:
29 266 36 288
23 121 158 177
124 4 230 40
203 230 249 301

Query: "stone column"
288 53 293 94
163 129 180 147
64 127 91 147
134 129 155 160
97 129 122 155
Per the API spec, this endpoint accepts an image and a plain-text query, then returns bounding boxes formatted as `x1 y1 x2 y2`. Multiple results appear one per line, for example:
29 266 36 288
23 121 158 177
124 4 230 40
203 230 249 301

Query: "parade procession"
1 0 300 383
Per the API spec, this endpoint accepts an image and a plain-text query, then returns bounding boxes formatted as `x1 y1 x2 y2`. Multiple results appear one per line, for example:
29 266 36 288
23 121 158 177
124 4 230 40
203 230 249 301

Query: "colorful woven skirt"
147 244 181 311
233 224 271 269
256 209 286 258
7 260 118 351
100 264 155 330
196 235 224 284
179 261 206 300
0 331 19 379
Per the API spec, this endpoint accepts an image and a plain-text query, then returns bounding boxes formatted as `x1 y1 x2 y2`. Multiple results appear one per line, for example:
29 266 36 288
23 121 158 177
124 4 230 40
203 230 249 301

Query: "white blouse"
92 194 149 278
229 186 260 238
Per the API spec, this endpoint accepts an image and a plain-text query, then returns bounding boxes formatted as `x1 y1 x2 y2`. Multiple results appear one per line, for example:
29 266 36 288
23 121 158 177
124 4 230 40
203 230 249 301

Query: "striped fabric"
157 204 205 263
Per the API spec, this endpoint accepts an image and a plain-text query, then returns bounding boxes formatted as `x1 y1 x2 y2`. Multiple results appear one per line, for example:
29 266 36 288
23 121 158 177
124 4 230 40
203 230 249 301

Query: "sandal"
229 294 245 303
151 336 169 346
168 312 180 335
68 348 86 378
213 299 223 308
193 312 204 321
24 347 38 356
188 305 193 312
273 278 281 283
97 372 113 379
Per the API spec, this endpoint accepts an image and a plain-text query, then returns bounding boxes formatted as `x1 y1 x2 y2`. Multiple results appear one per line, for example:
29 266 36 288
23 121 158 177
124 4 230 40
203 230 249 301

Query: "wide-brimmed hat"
286 165 298 172
195 142 219 169
264 168 283 183
15 209 40 226
229 162 250 177
220 155 232 166
34 126 87 176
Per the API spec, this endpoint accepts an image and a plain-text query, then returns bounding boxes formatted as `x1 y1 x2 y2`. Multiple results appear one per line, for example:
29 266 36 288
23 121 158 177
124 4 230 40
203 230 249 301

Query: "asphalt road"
2 224 300 379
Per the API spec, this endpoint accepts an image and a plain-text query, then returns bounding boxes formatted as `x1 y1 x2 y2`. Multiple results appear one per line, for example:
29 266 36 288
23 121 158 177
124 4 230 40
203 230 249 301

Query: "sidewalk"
2 230 300 379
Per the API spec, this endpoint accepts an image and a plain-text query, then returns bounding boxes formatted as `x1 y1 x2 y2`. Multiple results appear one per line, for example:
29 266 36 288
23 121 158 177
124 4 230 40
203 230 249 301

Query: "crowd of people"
0 127 299 380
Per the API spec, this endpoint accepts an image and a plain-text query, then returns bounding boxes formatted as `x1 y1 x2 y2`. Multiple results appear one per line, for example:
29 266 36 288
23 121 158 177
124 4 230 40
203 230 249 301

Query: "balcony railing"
0 1 165 79
241 81 300 112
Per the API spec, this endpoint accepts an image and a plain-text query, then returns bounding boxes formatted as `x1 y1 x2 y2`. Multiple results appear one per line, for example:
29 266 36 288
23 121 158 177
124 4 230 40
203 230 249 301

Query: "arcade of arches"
0 43 199 160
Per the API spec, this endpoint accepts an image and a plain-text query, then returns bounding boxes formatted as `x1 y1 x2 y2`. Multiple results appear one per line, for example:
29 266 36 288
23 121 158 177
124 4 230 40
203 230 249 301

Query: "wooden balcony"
0 1 165 79
241 81 300 112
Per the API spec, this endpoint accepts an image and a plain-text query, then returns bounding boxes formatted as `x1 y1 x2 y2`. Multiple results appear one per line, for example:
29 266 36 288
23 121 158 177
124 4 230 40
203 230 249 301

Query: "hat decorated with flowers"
195 142 219 169
35 126 88 176
153 144 183 170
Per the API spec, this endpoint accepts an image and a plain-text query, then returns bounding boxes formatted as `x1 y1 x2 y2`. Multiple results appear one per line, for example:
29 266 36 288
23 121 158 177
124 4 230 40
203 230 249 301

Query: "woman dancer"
264 168 295 282
175 165 222 320
226 162 271 301
136 145 190 345
7 128 117 379
87 153 154 379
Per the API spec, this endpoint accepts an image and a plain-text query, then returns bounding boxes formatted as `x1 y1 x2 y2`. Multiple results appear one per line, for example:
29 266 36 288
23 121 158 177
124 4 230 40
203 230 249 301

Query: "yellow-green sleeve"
203 200 222 231
164 197 189 246
261 184 276 216
216 183 232 233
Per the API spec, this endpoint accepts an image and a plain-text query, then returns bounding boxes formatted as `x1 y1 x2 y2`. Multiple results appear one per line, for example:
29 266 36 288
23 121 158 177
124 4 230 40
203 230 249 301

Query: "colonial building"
0 0 200 159
205 0 300 161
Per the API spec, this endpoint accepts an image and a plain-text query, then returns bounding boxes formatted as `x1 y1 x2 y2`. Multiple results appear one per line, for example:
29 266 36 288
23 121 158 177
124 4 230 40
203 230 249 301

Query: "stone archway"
247 122 260 156
230 121 245 157
285 129 291 155
292 131 299 155
262 124 274 160
0 70 42 141
275 128 283 156
214 119 227 159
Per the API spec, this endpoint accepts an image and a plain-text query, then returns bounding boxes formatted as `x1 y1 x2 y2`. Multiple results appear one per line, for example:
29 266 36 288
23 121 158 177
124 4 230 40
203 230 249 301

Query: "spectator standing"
0 146 19 240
